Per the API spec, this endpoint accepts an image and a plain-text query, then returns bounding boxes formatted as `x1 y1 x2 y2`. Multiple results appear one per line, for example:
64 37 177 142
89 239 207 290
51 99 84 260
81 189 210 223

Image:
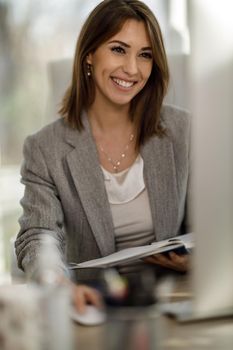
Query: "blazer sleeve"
15 135 67 278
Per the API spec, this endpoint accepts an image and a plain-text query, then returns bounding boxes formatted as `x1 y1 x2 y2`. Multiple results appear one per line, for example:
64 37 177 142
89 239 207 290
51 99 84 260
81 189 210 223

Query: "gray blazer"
15 104 191 282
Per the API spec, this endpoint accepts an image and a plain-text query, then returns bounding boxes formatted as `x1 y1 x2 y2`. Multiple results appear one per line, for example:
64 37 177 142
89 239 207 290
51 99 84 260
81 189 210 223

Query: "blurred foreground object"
0 285 42 350
34 235 74 350
103 268 159 350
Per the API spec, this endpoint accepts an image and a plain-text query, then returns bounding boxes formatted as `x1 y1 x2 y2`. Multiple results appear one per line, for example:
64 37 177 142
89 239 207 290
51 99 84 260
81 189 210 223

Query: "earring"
87 64 91 77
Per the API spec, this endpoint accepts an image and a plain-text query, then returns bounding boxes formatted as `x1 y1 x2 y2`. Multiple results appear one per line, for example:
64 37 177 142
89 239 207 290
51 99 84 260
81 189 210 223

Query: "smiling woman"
15 0 191 312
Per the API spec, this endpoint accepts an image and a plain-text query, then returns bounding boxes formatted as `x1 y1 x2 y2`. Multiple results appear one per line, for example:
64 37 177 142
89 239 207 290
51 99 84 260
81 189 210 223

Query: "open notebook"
69 233 194 269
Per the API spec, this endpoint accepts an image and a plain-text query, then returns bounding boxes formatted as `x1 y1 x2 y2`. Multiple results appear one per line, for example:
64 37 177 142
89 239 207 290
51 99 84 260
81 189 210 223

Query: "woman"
15 0 190 311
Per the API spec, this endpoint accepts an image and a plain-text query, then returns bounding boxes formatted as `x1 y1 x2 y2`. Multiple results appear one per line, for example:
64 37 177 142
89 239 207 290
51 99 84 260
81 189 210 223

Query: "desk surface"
1 278 232 350
73 276 233 350
73 315 233 350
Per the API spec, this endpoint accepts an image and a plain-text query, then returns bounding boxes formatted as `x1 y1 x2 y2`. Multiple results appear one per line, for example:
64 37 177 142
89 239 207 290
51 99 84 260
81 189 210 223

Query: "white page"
69 233 194 269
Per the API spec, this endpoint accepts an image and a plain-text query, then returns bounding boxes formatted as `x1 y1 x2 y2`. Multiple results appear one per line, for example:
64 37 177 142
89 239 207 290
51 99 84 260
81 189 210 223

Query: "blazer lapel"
141 135 179 242
65 114 115 256
64 112 178 252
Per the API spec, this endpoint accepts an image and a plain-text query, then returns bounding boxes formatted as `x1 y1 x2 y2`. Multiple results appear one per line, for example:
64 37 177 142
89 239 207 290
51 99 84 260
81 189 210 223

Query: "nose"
122 55 138 76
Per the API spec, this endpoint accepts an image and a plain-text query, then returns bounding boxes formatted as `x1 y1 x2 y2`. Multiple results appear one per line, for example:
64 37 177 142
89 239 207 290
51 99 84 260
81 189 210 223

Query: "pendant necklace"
99 133 134 173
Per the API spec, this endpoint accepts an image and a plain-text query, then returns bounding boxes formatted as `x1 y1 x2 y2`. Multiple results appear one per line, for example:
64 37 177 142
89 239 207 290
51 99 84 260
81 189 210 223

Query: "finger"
144 255 159 262
155 254 173 264
168 252 185 261
168 253 189 272
147 254 173 265
168 252 189 266
75 285 103 312
83 287 103 309
73 285 87 313
144 254 174 268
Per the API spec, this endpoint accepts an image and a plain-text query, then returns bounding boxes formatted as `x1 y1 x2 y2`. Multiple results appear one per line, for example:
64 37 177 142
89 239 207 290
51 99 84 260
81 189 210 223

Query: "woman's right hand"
71 283 104 313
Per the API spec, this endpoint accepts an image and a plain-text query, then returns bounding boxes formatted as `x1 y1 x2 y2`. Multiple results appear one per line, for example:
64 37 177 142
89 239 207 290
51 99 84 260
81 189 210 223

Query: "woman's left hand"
143 252 189 273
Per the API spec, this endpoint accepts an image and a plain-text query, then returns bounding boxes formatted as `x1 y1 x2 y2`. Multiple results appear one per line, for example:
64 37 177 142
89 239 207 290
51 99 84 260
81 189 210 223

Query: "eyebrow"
108 40 152 51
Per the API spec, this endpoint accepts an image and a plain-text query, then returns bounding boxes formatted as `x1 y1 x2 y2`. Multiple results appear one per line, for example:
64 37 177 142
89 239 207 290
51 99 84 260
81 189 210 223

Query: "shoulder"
22 118 74 165
161 104 191 128
28 117 67 143
160 104 191 141
24 117 70 153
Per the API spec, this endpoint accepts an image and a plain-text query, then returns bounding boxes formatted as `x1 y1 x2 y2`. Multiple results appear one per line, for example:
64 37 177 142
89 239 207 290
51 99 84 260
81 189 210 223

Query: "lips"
111 77 136 88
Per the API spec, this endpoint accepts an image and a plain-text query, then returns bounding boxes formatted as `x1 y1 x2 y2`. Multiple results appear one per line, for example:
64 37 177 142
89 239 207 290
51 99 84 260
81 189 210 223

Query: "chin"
110 93 139 106
111 99 133 107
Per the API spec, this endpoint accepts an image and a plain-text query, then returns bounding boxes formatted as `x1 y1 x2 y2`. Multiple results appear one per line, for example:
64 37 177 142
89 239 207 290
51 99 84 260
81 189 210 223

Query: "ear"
86 53 93 65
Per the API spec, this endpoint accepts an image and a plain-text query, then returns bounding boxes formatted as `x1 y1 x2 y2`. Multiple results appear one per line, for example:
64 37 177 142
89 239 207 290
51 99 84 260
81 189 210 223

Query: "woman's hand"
71 283 104 313
58 275 104 313
144 252 189 273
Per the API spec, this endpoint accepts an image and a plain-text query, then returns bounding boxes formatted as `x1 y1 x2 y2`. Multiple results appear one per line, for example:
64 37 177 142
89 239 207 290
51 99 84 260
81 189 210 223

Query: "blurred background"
0 0 190 280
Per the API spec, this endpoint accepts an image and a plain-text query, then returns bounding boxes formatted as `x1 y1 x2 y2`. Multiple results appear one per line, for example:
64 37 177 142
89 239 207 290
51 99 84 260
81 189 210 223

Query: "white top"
101 154 145 204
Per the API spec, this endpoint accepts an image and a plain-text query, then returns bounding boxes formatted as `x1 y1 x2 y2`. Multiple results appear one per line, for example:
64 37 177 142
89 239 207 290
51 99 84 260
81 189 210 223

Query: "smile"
111 77 136 88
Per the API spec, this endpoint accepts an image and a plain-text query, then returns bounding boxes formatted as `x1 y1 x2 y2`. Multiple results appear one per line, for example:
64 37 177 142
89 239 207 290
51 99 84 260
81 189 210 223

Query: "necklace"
99 133 134 173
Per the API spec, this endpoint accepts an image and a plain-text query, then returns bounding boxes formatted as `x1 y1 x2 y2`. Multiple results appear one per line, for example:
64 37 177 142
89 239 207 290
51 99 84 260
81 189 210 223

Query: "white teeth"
112 78 134 88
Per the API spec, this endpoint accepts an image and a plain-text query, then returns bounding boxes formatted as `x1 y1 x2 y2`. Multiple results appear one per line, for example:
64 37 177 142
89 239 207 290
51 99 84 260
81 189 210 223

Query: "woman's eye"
111 46 125 54
140 52 153 59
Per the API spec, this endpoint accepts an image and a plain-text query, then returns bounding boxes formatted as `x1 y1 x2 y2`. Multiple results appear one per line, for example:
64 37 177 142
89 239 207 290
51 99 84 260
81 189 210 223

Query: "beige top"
102 155 155 273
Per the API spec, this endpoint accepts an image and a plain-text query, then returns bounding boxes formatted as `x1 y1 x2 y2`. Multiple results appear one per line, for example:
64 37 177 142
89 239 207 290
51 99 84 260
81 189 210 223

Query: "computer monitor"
162 0 233 321
190 0 233 319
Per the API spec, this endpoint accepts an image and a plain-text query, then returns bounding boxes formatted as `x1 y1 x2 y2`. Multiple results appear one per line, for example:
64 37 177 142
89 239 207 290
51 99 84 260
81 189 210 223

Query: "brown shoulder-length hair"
59 0 169 146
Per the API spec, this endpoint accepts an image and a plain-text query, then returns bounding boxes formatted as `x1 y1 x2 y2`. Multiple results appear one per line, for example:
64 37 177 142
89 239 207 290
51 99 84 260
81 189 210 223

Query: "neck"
87 100 137 173
87 100 131 133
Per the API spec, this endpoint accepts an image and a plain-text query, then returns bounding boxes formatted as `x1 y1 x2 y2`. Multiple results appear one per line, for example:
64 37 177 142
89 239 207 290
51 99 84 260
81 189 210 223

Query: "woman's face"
87 19 153 109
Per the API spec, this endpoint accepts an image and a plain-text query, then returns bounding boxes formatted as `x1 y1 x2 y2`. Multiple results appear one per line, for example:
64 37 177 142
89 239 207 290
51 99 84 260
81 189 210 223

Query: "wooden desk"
72 276 233 350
